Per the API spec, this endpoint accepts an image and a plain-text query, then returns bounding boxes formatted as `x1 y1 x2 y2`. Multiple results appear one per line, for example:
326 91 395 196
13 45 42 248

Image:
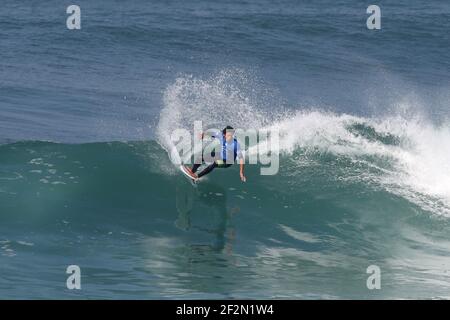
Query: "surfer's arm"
239 158 246 182
237 143 246 182
199 130 221 140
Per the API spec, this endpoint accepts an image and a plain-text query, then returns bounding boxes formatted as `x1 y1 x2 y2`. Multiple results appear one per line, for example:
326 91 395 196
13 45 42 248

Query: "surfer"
185 126 246 182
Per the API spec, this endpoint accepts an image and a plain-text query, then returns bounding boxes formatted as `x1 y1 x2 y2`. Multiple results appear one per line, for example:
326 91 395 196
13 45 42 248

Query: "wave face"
4 71 447 299
2 130 449 299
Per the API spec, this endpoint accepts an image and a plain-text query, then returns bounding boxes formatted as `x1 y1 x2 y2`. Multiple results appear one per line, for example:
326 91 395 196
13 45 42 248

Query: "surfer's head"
222 125 234 142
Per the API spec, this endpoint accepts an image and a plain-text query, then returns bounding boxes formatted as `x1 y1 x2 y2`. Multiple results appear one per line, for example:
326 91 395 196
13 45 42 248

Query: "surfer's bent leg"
191 153 206 174
191 163 201 174
197 162 217 178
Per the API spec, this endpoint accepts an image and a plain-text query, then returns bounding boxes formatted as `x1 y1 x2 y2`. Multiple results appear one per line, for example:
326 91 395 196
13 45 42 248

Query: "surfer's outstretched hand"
240 172 247 182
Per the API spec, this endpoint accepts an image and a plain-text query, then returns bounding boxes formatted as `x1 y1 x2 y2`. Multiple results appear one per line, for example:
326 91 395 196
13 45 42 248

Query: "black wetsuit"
192 161 231 178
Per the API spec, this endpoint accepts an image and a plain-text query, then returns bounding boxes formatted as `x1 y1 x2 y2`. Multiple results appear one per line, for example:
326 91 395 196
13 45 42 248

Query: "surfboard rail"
179 165 198 186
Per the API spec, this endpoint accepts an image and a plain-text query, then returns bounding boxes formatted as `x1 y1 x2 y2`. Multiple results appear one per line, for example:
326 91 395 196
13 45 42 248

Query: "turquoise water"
1 0 450 299
1 137 450 299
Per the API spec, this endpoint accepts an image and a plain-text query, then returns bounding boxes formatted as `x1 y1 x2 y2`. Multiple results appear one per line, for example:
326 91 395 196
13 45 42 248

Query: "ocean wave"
156 70 450 216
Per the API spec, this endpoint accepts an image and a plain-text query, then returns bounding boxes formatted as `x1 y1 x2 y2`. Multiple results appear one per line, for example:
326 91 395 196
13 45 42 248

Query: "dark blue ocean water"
1 0 449 143
1 0 450 299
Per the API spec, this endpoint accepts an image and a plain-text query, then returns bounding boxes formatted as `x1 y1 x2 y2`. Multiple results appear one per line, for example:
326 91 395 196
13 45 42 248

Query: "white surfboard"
179 165 198 186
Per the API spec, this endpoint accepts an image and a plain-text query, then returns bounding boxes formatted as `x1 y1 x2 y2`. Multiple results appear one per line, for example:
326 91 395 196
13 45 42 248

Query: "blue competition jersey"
211 131 243 162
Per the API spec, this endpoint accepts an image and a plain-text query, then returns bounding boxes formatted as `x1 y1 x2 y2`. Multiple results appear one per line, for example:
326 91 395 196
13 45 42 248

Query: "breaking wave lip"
265 111 450 217
156 70 450 217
